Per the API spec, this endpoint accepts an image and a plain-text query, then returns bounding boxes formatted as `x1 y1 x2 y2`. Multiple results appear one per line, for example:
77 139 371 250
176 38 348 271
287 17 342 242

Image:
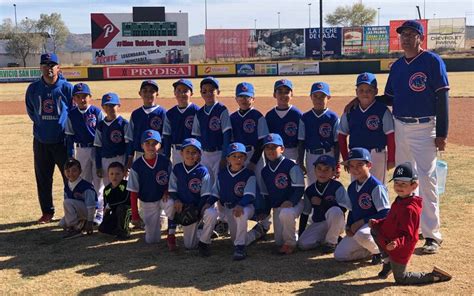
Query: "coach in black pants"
25 53 74 223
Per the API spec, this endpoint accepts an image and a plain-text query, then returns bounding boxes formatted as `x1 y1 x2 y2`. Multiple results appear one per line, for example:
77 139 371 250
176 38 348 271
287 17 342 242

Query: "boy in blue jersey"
65 83 104 225
162 79 199 165
168 138 218 256
60 158 97 239
338 73 395 184
265 79 303 163
127 130 175 245
298 82 340 185
94 93 129 187
298 155 348 253
334 148 390 262
260 133 305 255
214 143 258 260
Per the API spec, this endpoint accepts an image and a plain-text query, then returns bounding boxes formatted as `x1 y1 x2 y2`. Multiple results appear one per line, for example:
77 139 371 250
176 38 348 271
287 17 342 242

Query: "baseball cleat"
233 245 247 261
320 243 337 254
371 253 382 265
378 262 393 279
422 238 441 254
63 229 83 240
278 244 295 255
432 266 452 282
198 241 211 257
37 213 55 224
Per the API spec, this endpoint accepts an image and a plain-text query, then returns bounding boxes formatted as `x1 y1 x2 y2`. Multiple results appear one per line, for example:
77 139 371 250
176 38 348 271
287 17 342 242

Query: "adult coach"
25 53 74 223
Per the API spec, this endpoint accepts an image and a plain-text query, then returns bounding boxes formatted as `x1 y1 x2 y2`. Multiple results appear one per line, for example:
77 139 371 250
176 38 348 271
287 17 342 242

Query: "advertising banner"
389 19 428 51
278 62 319 75
427 18 466 50
103 65 194 79
236 64 255 76
91 12 189 64
380 59 397 71
342 27 364 55
363 26 389 54
305 27 342 58
61 67 89 80
205 29 253 59
0 68 40 82
255 63 278 75
255 29 305 58
197 64 236 76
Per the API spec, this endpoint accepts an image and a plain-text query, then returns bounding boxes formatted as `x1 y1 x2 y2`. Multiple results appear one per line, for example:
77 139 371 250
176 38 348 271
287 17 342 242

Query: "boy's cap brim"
236 91 254 97
389 176 418 182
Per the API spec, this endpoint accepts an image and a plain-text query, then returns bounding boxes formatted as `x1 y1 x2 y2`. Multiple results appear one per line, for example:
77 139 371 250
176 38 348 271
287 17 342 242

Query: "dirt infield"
4 95 473 147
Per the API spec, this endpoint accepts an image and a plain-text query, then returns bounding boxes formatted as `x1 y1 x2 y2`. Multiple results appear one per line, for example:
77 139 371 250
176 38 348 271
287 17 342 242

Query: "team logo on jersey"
274 173 289 189
73 192 83 200
284 122 298 137
209 116 221 131
185 115 194 130
188 178 202 193
319 123 332 138
234 181 246 197
324 195 336 202
243 119 256 133
86 114 97 128
366 115 380 131
42 99 54 114
156 170 169 186
358 193 372 210
150 116 163 131
110 130 123 143
409 72 427 92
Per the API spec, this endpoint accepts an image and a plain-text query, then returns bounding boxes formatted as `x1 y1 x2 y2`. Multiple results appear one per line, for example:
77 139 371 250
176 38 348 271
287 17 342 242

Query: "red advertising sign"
103 65 195 79
389 19 428 52
205 29 253 59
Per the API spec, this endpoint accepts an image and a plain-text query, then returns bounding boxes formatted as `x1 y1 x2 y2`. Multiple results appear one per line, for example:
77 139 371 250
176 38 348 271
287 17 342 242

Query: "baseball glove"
174 204 200 226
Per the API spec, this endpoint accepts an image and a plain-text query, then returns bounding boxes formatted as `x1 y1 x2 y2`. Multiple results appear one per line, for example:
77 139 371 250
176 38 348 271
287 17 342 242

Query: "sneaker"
63 229 83 240
278 244 295 255
371 253 382 265
214 221 229 237
252 223 268 242
93 213 103 226
432 266 452 282
198 241 211 257
211 230 219 239
233 245 247 261
167 234 177 251
378 262 392 279
320 243 337 254
423 238 441 254
38 213 55 224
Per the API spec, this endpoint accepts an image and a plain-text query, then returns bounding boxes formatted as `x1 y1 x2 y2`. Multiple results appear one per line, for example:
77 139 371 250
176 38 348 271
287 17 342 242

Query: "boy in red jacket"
369 162 452 284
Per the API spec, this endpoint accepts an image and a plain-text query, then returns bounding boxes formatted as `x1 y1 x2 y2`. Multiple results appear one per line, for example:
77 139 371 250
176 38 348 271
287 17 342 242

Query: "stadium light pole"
423 0 426 19
278 12 280 29
204 0 208 30
254 19 257 30
13 4 17 28
377 7 380 26
308 3 312 28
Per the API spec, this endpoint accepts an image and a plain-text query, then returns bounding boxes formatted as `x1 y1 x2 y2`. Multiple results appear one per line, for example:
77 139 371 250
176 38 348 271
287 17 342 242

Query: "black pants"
33 138 68 215
99 204 131 237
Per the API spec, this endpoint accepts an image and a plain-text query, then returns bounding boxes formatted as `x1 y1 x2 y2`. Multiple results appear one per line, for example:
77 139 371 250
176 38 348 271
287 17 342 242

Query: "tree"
0 18 15 39
37 13 69 53
325 3 377 27
5 18 43 67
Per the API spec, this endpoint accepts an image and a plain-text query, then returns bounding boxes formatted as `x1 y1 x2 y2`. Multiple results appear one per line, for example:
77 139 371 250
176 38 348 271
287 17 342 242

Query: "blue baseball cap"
101 92 120 105
227 142 247 157
356 72 378 88
396 20 424 36
313 155 337 169
274 79 293 91
343 147 372 165
173 79 193 92
310 82 330 96
262 133 284 147
40 53 59 65
235 82 255 97
73 83 91 96
141 129 161 144
181 138 202 152
200 76 219 89
140 80 159 91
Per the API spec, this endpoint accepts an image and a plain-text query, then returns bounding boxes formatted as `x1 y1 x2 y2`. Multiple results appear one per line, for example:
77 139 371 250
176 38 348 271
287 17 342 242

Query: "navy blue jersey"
125 105 167 153
215 167 257 208
230 108 269 148
265 106 302 148
65 105 103 145
64 179 98 206
385 50 449 117
168 163 213 206
192 102 232 150
162 103 199 145
127 155 171 202
94 116 129 158
298 108 339 151
304 179 347 223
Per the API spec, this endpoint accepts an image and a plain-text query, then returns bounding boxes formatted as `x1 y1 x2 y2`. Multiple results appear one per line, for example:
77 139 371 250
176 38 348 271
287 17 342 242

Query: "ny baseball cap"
140 80 159 91
313 155 337 169
262 133 284 147
200 76 220 89
235 82 255 97
342 147 372 165
356 72 378 88
101 92 120 105
141 129 161 144
40 53 59 65
310 82 331 96
173 79 194 92
274 79 293 91
73 83 91 96
181 138 202 152
396 20 424 36
227 142 247 157
390 162 418 182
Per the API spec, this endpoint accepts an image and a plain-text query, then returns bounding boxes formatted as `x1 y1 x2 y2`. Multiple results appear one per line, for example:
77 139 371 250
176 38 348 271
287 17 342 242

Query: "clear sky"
1 0 473 36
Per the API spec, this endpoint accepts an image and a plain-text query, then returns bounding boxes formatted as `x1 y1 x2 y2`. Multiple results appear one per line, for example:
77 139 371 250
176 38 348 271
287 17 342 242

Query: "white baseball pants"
298 206 345 250
75 147 104 215
181 207 218 248
273 200 304 247
334 223 380 261
139 198 174 244
101 154 126 186
62 199 94 230
224 205 255 246
283 147 298 163
170 146 183 166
